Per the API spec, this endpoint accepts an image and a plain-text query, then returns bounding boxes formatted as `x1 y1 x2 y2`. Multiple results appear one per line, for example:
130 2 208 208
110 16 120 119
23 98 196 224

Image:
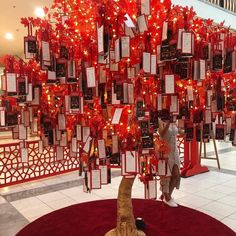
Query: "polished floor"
0 141 236 236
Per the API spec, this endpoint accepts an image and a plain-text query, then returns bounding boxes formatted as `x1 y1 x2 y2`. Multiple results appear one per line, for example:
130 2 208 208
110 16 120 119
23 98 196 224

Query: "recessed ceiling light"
4 33 14 40
34 7 45 18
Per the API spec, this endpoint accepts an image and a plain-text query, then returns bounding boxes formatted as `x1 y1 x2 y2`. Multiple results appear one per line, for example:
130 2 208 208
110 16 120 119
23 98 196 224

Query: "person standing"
158 118 181 207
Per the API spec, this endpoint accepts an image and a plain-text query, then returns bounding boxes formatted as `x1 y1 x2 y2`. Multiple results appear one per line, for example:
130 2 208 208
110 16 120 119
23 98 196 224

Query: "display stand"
181 126 209 177
199 127 221 169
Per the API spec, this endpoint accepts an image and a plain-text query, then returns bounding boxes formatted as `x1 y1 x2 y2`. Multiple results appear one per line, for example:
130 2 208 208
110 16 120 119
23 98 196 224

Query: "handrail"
203 0 236 13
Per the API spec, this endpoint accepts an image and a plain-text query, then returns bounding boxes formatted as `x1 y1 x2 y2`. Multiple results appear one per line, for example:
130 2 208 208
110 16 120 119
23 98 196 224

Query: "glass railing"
205 0 236 13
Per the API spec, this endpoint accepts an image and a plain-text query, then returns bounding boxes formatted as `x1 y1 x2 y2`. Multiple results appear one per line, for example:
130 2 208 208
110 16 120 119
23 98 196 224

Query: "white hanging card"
124 13 135 28
97 25 104 54
182 32 192 54
143 52 151 73
128 83 134 104
86 67 96 88
71 137 77 153
115 38 120 63
200 60 206 80
151 55 157 75
32 87 40 105
83 136 92 153
98 139 106 159
170 95 178 113
21 148 28 163
112 135 119 154
125 151 137 173
165 75 175 94
60 132 67 147
58 114 66 130
111 108 123 124
19 124 27 140
121 36 130 58
23 110 30 127
26 83 33 102
76 125 82 141
99 165 108 184
56 146 64 161
82 127 90 142
141 0 150 15
6 73 17 92
0 110 5 126
187 86 194 101
91 169 101 189
42 41 50 61
205 109 212 124
162 21 168 41
137 15 148 34
177 29 185 49
127 67 135 79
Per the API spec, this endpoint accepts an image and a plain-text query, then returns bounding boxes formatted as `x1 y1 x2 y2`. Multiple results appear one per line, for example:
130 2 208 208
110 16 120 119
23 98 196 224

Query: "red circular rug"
17 199 236 236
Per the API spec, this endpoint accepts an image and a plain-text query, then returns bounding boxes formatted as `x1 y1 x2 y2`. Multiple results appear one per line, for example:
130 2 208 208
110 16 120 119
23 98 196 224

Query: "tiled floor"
0 141 236 236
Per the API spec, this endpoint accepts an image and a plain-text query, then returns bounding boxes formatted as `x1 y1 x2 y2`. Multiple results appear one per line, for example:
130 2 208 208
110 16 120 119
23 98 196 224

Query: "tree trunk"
105 176 146 236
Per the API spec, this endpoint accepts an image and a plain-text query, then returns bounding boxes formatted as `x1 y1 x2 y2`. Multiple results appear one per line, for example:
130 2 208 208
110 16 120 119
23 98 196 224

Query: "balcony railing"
206 0 236 13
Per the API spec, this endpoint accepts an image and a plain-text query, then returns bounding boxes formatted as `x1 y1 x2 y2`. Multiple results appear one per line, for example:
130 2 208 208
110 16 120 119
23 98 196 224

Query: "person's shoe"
163 198 178 207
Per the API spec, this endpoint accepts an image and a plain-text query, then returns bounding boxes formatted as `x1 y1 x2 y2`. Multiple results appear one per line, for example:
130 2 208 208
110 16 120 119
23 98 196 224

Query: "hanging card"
141 0 150 15
187 86 194 101
205 109 212 124
56 126 62 141
97 25 104 54
200 60 206 80
193 60 200 80
112 85 120 105
86 67 96 88
70 95 80 112
215 124 225 140
24 36 36 59
99 66 106 83
19 124 27 140
123 83 128 104
177 29 185 49
83 136 93 153
143 52 151 73
112 135 119 154
18 77 27 96
26 83 33 102
128 83 134 104
6 73 17 93
121 153 136 177
165 75 175 94
32 86 40 105
156 45 161 64
121 36 130 58
82 126 90 142
91 169 101 189
98 139 106 159
127 67 136 79
182 32 192 54
137 15 148 34
99 165 108 185
58 114 66 130
56 146 64 161
124 25 135 38
47 71 56 83
145 179 157 199
170 95 178 113
111 108 123 124
115 38 121 63
71 137 77 153
109 50 119 71
67 60 76 81
162 21 168 41
42 41 50 62
1 75 6 91
0 110 5 126
38 140 43 154
60 132 67 146
76 124 82 141
21 148 28 163
23 110 30 127
124 13 135 28
125 151 137 174
151 55 157 75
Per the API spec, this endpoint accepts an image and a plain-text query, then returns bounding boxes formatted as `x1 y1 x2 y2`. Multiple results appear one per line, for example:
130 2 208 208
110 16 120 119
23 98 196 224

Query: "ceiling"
0 0 53 60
